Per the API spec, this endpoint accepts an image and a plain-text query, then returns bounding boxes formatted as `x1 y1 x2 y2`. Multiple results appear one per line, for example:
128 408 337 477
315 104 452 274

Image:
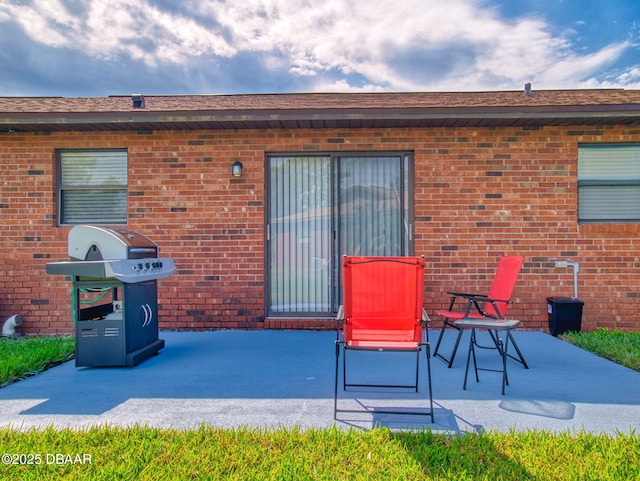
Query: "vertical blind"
578 145 640 221
269 156 332 313
339 156 406 257
59 150 128 224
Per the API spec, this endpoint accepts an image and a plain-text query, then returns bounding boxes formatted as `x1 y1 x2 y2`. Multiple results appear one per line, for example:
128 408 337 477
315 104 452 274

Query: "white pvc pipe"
567 262 579 298
2 314 23 337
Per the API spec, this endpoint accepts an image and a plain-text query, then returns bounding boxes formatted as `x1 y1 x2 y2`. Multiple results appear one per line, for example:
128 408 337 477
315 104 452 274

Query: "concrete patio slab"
0 330 638 434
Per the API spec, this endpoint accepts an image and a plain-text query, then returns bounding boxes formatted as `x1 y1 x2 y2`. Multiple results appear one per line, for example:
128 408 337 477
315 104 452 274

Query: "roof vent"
524 83 532 97
132 94 145 108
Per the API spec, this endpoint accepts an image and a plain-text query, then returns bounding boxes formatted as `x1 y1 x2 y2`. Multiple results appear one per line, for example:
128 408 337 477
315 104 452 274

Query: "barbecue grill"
46 225 176 367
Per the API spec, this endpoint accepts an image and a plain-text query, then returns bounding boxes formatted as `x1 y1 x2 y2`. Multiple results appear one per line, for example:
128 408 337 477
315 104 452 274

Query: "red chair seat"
346 328 421 350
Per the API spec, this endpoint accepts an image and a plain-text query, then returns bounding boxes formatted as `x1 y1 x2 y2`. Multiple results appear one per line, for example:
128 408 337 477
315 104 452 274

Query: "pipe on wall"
2 315 23 337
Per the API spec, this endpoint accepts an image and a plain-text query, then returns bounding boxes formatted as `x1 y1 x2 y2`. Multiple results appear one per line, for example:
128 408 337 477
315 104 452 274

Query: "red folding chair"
433 255 528 370
334 256 434 421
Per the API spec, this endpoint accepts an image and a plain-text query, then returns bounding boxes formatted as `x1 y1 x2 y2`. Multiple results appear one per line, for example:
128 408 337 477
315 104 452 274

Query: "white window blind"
578 146 640 222
269 156 332 313
59 150 128 224
339 156 406 257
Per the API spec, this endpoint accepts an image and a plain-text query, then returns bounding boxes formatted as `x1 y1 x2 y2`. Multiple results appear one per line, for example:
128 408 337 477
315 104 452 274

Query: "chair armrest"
445 290 485 313
447 291 510 304
462 294 511 304
447 290 482 298
336 305 344 321
444 291 511 318
421 308 430 323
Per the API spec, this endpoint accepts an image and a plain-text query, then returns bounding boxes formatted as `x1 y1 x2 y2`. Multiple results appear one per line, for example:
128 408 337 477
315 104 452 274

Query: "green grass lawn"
1 425 638 480
560 327 640 372
0 336 74 388
0 330 638 480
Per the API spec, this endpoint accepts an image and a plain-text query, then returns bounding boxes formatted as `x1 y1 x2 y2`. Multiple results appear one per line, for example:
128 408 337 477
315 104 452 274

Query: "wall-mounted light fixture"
232 161 243 177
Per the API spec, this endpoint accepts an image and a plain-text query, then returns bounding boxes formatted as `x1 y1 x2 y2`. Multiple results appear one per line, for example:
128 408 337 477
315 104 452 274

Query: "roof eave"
2 106 640 132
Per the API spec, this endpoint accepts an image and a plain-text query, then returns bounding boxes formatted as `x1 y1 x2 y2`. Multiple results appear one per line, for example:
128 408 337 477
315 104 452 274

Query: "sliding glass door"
267 153 412 316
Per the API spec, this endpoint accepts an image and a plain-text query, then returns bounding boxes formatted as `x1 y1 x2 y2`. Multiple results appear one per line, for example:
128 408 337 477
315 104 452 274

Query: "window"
267 153 413 316
578 145 640 222
57 149 128 225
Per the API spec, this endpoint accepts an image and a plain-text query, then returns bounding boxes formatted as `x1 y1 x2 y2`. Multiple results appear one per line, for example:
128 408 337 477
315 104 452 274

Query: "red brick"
1 125 639 333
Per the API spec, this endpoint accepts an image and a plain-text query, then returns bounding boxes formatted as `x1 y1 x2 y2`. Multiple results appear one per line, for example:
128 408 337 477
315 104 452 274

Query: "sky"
0 0 639 97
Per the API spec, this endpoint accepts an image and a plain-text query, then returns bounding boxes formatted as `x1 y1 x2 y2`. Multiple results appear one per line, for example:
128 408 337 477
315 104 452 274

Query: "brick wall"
1 124 639 334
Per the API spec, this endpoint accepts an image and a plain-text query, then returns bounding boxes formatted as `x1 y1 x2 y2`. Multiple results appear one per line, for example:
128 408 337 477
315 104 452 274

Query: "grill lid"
68 225 158 260
46 225 175 283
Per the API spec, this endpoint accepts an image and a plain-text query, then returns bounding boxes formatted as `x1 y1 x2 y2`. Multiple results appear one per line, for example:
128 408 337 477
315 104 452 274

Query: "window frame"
56 148 128 226
578 144 640 224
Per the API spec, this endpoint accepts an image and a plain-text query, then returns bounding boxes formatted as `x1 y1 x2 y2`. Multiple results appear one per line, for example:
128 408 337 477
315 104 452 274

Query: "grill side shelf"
46 260 109 278
46 258 176 283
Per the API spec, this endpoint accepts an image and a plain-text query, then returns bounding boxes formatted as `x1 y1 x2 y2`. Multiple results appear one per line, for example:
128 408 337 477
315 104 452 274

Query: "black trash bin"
547 297 584 337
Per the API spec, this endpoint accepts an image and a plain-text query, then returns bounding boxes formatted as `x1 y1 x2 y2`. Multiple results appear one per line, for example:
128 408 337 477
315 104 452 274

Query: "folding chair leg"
414 351 420 392
462 328 512 395
463 329 475 390
343 348 347 390
506 331 529 369
434 322 464 368
501 337 509 395
432 323 447 359
425 343 435 423
334 342 435 422
333 340 343 419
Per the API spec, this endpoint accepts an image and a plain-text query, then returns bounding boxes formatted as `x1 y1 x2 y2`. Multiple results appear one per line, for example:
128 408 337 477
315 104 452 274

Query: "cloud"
617 65 640 85
579 64 640 90
540 41 632 86
0 0 636 95
1 0 236 64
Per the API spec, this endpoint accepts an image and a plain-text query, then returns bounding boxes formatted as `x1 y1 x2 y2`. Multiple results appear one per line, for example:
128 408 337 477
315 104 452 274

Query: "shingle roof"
1 89 639 131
